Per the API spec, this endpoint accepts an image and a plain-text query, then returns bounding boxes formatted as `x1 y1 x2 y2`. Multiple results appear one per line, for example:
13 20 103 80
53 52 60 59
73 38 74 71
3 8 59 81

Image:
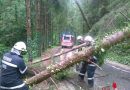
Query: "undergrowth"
105 38 130 66
54 68 74 80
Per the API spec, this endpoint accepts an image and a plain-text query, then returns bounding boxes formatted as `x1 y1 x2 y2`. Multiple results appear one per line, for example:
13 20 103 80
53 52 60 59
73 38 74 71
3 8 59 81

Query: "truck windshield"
64 36 70 40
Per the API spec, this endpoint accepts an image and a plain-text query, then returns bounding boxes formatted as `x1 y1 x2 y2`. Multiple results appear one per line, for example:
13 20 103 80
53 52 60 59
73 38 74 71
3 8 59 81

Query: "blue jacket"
0 52 27 89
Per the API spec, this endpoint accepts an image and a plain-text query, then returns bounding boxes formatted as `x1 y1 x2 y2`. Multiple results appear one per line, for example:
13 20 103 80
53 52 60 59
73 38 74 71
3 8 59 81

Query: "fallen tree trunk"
25 29 130 85
31 43 87 64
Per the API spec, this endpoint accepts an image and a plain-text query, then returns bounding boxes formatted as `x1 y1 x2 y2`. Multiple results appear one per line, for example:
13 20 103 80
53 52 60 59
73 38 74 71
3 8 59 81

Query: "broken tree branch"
31 43 87 64
50 77 59 90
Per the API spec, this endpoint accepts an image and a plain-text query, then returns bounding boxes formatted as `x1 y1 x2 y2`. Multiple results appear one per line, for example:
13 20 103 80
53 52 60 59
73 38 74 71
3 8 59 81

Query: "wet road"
95 61 130 90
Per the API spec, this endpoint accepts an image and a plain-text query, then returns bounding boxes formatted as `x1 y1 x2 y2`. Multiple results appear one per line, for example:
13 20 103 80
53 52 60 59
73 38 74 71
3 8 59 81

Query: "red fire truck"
61 34 75 48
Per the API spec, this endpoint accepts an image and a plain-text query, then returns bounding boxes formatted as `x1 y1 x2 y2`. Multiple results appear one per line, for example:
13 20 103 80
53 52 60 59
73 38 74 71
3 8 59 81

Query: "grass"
105 51 130 66
104 38 130 66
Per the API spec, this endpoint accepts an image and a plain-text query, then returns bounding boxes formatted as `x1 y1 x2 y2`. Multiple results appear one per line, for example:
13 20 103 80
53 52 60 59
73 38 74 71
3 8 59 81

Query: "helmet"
84 35 94 42
84 35 95 46
77 36 83 40
13 41 27 52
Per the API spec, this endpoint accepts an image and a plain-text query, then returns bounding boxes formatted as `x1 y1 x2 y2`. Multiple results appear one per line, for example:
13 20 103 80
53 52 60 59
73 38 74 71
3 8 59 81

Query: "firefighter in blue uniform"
0 41 29 90
86 55 97 87
78 36 97 88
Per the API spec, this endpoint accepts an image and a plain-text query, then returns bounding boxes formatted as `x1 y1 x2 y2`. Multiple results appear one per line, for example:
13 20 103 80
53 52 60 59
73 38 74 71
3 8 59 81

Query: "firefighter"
76 35 84 45
86 55 97 88
76 36 84 71
0 41 29 90
78 35 97 88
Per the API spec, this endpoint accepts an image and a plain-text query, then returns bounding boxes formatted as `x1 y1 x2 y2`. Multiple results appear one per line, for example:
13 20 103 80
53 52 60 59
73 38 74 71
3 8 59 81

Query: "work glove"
25 67 36 78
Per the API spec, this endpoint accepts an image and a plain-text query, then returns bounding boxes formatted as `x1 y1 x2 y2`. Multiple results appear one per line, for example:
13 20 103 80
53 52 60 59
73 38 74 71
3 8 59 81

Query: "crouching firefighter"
78 35 97 88
0 41 33 90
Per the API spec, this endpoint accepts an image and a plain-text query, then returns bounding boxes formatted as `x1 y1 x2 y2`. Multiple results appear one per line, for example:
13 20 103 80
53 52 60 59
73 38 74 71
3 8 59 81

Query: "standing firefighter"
78 35 97 88
77 35 84 45
86 55 97 88
0 41 29 90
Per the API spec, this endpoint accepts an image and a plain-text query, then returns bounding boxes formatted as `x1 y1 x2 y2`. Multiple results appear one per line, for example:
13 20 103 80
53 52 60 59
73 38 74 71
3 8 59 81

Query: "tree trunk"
25 0 33 61
74 0 91 30
32 43 87 64
25 0 31 40
40 0 44 54
35 0 42 57
43 1 47 50
25 29 130 85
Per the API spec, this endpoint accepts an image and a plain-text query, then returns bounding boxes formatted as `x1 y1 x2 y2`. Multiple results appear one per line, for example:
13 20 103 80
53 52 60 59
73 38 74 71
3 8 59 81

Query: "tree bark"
25 29 130 85
31 43 87 64
43 1 48 50
25 0 31 37
35 0 42 57
25 0 33 61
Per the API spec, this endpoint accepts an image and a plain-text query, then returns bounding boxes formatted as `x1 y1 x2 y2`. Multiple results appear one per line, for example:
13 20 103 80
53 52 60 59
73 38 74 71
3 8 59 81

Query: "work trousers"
79 61 88 80
79 61 96 87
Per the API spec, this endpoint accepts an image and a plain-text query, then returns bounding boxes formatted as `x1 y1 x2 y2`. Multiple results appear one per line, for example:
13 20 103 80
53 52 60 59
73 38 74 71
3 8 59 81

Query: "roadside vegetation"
90 0 130 65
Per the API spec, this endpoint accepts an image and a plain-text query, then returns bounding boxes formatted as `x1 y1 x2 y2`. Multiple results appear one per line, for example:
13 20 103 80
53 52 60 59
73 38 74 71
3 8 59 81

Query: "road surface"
94 61 130 90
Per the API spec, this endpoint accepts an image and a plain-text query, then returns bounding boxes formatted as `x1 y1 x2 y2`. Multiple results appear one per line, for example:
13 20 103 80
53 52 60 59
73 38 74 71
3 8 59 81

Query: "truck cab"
61 34 74 48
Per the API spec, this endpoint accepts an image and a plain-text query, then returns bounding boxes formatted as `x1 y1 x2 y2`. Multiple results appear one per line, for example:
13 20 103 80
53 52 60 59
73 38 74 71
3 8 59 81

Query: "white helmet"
13 41 27 51
84 35 94 45
77 36 83 40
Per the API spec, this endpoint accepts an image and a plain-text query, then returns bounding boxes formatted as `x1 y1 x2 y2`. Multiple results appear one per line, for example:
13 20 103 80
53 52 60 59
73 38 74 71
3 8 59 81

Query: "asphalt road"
94 61 130 90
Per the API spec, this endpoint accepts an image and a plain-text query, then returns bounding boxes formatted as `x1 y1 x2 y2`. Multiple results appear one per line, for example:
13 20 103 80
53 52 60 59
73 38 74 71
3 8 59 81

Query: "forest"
0 0 130 89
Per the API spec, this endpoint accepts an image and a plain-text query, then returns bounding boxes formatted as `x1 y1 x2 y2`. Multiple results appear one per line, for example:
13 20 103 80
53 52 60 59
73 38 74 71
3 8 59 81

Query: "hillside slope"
89 0 130 65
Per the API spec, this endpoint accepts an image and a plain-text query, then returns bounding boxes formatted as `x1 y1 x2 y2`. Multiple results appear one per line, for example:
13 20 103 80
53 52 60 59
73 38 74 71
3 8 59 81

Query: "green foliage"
89 0 130 36
89 0 130 65
106 51 130 66
28 37 40 59
0 44 9 57
106 37 130 65
99 5 109 17
108 0 129 10
0 0 26 46
94 47 107 66
83 0 109 27
54 69 74 80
